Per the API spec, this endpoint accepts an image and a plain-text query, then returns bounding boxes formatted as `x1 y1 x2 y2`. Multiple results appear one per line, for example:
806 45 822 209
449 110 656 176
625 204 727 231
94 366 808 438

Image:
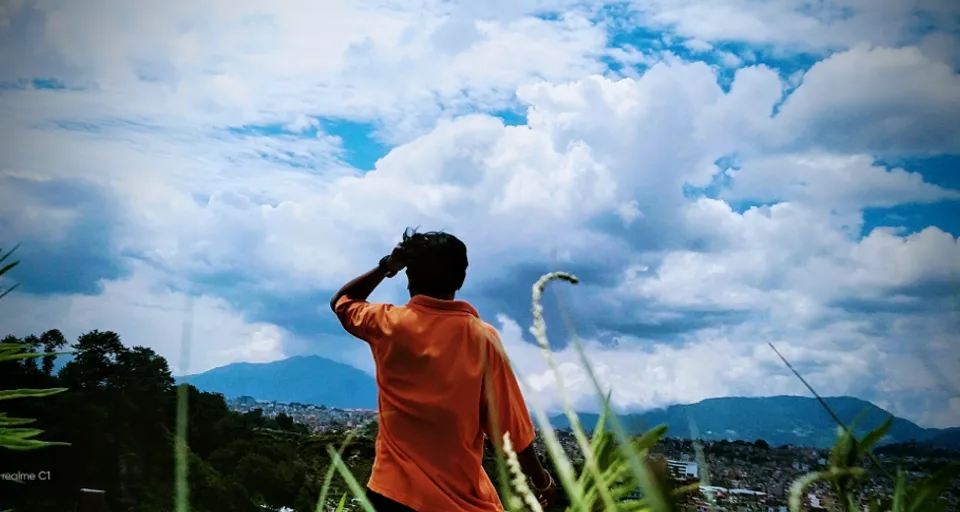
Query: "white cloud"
722 153 960 210
0 262 290 375
2 0 959 428
628 0 960 51
773 45 960 154
2 0 609 142
717 51 743 68
683 39 713 53
640 199 960 311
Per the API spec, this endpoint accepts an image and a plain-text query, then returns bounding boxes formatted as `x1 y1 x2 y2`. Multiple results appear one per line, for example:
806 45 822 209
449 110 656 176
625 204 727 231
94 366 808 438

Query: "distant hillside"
176 356 957 450
550 396 947 449
177 355 378 410
925 427 960 450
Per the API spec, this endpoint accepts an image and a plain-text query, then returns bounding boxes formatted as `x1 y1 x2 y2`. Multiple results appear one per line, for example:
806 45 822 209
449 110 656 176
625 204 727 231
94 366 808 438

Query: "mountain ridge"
177 354 379 410
551 395 948 449
179 355 957 449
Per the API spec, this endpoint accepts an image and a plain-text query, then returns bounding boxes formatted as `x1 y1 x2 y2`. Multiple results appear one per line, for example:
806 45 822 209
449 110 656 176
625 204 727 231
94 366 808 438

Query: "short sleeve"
334 295 392 344
479 326 536 453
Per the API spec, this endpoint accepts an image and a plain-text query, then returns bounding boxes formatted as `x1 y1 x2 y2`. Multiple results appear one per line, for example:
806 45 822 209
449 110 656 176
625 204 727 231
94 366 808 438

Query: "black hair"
400 227 468 295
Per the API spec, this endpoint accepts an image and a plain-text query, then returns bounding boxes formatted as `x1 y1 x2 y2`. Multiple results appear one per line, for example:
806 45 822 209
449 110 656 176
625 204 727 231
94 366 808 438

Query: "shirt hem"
367 480 505 512
366 480 426 511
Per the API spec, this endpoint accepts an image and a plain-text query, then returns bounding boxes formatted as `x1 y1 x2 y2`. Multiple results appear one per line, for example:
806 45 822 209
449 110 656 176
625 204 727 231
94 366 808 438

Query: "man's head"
399 228 468 299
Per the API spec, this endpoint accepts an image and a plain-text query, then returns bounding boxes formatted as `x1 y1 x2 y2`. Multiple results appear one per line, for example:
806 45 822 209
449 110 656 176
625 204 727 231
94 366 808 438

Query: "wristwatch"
378 255 399 278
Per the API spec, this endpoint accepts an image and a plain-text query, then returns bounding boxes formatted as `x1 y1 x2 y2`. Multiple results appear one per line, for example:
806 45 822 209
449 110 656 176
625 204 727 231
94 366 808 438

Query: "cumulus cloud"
721 154 960 209
0 0 609 142
773 45 960 154
1 0 959 428
628 0 960 51
0 262 291 375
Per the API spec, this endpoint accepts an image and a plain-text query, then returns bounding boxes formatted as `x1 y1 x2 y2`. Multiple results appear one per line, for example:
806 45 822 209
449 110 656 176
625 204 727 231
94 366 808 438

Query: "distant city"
226 397 960 511
228 396 376 433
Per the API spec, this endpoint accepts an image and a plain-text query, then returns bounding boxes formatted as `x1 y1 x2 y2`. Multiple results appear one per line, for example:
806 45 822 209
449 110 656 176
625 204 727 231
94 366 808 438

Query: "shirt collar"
408 294 479 317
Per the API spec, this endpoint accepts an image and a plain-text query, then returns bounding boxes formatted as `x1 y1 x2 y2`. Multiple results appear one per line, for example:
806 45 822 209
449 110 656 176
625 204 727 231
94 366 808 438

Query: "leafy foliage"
788 417 960 512
0 247 69 453
2 328 357 512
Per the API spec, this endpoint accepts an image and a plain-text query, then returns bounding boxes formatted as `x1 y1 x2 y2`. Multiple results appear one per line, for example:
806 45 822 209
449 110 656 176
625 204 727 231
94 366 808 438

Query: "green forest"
0 329 393 512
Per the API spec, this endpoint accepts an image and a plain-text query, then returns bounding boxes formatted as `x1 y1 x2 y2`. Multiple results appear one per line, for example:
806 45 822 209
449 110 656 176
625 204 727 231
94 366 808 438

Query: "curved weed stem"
530 272 618 511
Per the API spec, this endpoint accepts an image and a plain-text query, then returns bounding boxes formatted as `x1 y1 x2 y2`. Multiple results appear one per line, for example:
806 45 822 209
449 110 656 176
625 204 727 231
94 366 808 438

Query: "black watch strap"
379 255 398 277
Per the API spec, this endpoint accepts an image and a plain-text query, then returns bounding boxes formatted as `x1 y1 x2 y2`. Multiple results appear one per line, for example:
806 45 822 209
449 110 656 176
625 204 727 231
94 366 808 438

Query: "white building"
666 460 699 479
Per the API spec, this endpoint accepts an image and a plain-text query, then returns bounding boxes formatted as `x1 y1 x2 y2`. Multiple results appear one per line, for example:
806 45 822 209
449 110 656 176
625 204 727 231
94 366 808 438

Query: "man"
330 229 558 512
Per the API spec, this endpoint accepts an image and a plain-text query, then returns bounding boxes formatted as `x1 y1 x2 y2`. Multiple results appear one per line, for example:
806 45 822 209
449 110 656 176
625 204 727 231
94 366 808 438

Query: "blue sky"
1 0 959 428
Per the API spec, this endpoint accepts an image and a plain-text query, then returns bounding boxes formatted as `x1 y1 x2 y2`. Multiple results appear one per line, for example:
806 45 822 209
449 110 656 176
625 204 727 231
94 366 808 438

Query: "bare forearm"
329 266 387 311
517 442 550 488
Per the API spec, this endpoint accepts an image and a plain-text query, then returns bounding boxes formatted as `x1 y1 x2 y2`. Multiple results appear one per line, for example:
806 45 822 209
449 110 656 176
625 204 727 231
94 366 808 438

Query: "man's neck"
409 290 456 301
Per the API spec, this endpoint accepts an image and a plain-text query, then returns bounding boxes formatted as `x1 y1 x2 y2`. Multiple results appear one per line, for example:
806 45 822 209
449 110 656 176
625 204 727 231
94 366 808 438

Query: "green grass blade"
316 427 362 512
513 368 586 510
0 244 20 266
0 283 19 301
907 462 960 512
0 388 69 401
858 416 893 457
529 272 618 511
0 244 20 299
174 384 190 512
480 352 519 510
0 414 35 427
553 288 672 512
0 344 25 354
0 435 71 450
891 468 907 512
769 342 894 481
2 428 43 440
174 294 194 512
789 467 866 512
686 417 718 512
326 445 376 512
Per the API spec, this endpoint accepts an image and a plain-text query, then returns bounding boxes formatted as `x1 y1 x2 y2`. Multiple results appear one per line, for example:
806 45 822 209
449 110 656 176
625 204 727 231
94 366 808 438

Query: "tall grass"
168 270 957 512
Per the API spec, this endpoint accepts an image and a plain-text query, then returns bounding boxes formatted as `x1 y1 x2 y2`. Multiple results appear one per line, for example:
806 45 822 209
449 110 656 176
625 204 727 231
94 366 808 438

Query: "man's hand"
329 239 409 312
531 469 558 509
384 243 408 274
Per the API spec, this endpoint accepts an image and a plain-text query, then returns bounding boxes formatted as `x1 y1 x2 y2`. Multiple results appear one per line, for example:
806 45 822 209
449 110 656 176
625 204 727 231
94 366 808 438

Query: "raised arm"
328 246 406 312
328 265 388 312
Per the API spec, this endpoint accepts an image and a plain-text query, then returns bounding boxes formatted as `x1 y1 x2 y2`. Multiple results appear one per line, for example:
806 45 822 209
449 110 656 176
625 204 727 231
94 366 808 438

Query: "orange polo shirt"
334 294 536 512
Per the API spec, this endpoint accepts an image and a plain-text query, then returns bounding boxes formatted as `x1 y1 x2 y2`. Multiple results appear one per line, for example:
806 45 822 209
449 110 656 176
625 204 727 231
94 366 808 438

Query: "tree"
60 330 126 390
242 408 265 427
275 412 294 431
20 334 40 370
40 329 68 376
755 439 770 450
